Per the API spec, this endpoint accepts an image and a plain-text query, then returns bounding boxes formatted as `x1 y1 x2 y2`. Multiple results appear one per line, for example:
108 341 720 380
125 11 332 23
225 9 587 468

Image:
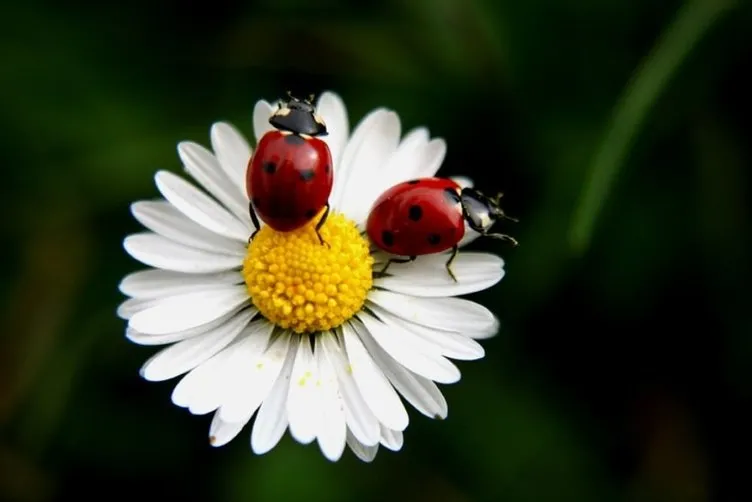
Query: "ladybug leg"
445 245 459 283
485 232 519 247
314 203 330 247
248 201 261 244
378 255 416 276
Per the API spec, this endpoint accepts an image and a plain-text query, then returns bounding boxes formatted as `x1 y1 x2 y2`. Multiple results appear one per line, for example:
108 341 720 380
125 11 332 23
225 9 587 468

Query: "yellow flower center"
242 210 374 334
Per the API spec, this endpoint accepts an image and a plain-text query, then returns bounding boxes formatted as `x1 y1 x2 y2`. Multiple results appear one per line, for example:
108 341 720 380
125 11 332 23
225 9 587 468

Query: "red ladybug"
366 177 518 281
247 93 333 244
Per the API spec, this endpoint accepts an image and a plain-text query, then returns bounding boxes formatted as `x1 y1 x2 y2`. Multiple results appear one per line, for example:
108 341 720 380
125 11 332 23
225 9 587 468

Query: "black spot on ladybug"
408 205 423 221
427 233 441 246
284 134 306 145
299 169 316 181
263 162 277 174
305 208 316 218
381 230 395 247
252 197 261 207
324 164 331 174
407 179 420 185
443 187 461 205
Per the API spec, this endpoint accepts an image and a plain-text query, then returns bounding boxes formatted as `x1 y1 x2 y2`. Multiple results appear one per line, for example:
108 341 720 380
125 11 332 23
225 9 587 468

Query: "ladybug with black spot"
246 92 333 244
366 177 518 281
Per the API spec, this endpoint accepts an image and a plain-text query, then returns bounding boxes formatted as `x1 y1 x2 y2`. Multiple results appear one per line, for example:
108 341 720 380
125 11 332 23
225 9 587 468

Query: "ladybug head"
460 188 517 233
269 92 329 137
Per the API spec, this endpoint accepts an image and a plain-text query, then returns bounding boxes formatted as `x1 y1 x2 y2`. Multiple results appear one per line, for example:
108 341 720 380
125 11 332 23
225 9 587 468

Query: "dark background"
1 0 750 501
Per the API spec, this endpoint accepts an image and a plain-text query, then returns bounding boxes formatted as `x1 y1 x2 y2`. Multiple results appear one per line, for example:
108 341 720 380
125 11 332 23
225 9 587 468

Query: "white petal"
171 343 239 414
358 311 461 384
367 306 484 361
124 233 240 274
211 122 252 196
209 413 245 447
331 109 398 211
251 345 296 455
154 170 249 241
346 430 379 463
127 327 197 346
374 252 505 297
315 336 347 462
356 329 448 419
129 286 249 335
351 130 448 228
117 297 159 320
119 269 241 300
218 328 291 423
343 321 408 431
412 138 446 179
391 320 486 360
337 111 401 221
139 308 252 382
316 91 349 169
376 127 430 186
457 227 482 248
367 302 472 362
178 141 251 225
129 307 245 346
450 176 473 188
253 100 275 142
286 337 321 445
131 201 246 255
366 289 498 339
379 426 404 451
320 334 380 446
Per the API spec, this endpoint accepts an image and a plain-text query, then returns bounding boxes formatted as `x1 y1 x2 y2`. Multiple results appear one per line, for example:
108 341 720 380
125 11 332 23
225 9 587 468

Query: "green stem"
568 0 732 254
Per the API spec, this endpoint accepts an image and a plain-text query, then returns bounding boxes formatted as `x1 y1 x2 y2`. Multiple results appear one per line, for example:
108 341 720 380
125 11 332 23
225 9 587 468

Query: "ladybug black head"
460 188 517 233
269 92 328 137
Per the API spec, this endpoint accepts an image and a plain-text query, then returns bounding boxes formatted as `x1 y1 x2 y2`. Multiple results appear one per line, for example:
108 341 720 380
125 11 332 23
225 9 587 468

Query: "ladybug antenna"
489 192 518 223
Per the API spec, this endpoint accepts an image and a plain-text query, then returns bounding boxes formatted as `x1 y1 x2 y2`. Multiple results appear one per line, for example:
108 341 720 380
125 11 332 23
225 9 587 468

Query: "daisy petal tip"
316 90 344 107
444 371 462 385
176 140 192 153
128 201 141 218
138 364 163 383
116 301 131 320
489 315 501 335
319 443 346 463
209 433 236 448
429 136 447 151
153 169 170 182
169 391 187 409
450 175 474 189
250 437 275 456
210 121 231 134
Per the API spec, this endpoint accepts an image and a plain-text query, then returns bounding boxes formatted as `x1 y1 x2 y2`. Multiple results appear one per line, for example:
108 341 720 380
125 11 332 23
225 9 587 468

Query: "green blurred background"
1 0 750 500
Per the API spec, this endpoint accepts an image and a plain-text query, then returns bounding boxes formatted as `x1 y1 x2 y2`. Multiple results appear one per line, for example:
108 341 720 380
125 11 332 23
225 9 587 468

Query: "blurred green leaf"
569 0 733 254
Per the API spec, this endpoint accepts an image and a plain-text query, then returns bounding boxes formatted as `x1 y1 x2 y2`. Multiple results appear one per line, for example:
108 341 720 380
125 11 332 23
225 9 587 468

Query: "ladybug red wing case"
247 131 333 232
367 176 518 281
246 93 333 244
366 177 466 257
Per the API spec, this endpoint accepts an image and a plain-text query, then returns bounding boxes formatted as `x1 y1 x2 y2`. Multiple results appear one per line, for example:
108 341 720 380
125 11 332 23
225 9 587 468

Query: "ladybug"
246 92 333 245
366 177 518 282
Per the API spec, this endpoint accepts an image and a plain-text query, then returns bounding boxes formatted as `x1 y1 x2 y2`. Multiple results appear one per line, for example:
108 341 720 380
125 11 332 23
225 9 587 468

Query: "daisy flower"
118 91 507 462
